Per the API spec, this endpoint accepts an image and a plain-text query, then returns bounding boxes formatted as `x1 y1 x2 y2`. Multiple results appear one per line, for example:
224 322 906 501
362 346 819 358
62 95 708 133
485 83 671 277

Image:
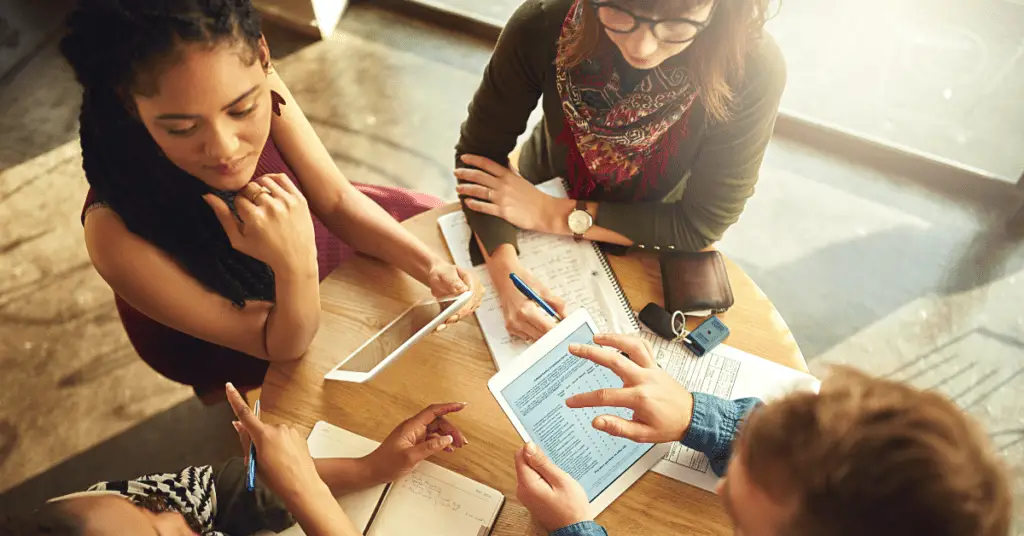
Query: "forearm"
536 198 633 246
681 393 762 477
282 481 362 536
263 262 321 361
325 188 439 285
313 457 382 497
481 241 523 295
595 200 729 252
463 197 520 256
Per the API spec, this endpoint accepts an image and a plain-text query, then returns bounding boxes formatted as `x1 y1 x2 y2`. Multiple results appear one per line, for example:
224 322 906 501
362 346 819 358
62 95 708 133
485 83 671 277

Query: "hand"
205 174 317 274
456 155 566 232
363 403 469 483
225 383 329 504
515 443 592 532
566 333 695 443
490 257 567 341
424 261 483 329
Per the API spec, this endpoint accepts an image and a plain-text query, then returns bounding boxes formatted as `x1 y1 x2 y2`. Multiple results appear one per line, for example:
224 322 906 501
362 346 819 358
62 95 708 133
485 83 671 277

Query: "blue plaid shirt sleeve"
681 392 762 477
550 521 609 536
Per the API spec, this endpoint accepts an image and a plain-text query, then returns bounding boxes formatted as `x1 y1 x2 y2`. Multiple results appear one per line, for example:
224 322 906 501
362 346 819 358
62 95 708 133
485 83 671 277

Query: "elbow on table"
262 321 320 362
265 348 308 362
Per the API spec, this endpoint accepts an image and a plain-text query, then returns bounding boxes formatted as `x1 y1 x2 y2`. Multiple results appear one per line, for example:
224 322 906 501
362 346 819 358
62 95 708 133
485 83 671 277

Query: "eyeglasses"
591 1 715 44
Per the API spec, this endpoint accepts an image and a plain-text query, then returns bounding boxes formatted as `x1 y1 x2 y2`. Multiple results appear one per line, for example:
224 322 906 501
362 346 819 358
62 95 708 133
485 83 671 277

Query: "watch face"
568 209 593 234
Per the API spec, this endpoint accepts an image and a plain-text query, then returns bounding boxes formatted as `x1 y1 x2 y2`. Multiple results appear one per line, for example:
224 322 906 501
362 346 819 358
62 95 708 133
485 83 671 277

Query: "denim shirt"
550 393 762 536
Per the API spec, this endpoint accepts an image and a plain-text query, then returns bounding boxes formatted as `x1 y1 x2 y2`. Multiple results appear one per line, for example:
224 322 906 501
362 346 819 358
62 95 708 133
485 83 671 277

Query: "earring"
271 90 286 117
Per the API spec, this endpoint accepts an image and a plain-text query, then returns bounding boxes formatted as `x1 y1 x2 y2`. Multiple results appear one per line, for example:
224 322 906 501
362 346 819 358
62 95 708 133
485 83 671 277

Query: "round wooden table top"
261 204 805 536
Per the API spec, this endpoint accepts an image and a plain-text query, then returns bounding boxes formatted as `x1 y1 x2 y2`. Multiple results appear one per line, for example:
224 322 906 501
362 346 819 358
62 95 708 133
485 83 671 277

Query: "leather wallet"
660 251 734 315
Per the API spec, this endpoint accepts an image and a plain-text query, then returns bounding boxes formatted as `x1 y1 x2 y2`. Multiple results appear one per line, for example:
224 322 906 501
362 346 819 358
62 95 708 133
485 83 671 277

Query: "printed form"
641 331 821 492
501 323 655 500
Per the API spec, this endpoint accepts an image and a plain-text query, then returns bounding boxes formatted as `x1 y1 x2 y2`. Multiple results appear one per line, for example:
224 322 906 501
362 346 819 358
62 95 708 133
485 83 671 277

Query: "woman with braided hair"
60 0 482 397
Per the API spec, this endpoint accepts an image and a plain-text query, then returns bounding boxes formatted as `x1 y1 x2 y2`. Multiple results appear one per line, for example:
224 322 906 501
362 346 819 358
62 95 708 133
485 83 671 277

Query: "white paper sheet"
643 332 821 492
438 179 638 370
277 422 504 536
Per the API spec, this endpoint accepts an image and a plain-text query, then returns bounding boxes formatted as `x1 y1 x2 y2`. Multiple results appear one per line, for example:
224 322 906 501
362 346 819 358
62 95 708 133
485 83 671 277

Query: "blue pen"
246 399 260 492
509 273 562 321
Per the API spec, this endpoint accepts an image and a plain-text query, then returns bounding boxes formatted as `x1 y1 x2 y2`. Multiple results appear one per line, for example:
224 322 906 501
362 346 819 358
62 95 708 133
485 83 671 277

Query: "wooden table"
262 204 806 535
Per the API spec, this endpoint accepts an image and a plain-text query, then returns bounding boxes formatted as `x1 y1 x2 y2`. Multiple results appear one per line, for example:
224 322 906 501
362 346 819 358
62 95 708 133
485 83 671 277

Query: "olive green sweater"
455 0 786 256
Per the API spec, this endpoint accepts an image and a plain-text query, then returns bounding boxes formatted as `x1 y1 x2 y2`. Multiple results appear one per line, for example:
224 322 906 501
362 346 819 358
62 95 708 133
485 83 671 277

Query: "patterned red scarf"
555 0 699 200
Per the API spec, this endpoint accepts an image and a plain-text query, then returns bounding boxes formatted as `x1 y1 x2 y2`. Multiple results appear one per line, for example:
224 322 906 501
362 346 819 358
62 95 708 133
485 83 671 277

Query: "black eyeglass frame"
590 0 717 44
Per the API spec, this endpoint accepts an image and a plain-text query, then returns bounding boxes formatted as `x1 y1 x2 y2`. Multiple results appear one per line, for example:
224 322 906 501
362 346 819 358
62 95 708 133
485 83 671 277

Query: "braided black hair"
60 0 274 307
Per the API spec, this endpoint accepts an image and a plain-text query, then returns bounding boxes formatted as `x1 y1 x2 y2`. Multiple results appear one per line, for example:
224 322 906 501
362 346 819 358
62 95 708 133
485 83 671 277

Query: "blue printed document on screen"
488 310 668 514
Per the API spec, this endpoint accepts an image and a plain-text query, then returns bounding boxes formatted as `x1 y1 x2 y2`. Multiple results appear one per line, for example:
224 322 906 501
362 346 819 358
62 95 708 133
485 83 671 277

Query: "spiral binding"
591 241 641 331
558 178 640 331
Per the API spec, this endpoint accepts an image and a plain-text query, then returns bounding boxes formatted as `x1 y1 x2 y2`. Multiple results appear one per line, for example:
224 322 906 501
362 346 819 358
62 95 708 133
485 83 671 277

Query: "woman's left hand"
364 402 469 483
455 154 562 232
425 260 483 328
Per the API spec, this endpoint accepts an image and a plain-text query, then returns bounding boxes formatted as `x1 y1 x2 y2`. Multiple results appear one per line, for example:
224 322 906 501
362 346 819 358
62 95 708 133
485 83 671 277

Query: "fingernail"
595 417 607 428
525 442 537 456
451 314 460 322
442 435 454 446
226 382 235 391
568 343 580 352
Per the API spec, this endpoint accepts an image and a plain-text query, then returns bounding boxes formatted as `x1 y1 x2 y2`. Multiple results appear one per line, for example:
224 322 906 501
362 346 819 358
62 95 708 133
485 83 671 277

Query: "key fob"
683 316 730 357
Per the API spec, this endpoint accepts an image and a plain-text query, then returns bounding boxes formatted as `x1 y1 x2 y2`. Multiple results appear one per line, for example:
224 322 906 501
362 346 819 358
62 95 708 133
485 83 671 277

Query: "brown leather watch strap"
576 199 586 211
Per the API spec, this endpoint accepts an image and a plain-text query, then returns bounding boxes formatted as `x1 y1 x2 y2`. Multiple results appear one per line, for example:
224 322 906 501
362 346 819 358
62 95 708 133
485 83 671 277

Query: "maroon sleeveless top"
82 138 441 396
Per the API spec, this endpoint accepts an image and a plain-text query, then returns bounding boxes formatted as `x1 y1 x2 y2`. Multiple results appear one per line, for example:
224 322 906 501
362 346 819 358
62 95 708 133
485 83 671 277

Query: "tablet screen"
338 297 460 373
500 323 655 500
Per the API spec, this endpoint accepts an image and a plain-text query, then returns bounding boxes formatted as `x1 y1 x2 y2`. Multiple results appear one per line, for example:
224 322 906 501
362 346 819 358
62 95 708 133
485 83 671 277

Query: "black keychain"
639 303 730 357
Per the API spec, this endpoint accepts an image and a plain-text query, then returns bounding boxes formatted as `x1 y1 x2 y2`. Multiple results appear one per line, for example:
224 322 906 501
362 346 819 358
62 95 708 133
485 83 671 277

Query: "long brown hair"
556 0 771 122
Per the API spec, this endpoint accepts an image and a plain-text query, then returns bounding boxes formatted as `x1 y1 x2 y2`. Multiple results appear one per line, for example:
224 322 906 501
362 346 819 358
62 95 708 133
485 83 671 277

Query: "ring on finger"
486 189 492 201
250 187 272 203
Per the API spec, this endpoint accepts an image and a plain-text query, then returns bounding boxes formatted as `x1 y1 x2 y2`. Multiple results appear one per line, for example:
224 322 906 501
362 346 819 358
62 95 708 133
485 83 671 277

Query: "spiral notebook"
438 178 639 370
275 421 505 536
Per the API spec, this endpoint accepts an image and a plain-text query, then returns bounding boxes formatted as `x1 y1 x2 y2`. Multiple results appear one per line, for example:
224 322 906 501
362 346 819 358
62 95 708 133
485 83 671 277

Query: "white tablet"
325 291 472 383
488 309 670 516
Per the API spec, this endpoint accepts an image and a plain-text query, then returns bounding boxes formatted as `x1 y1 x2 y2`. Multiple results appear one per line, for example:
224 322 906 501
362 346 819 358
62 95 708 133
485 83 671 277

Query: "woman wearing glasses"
454 0 785 341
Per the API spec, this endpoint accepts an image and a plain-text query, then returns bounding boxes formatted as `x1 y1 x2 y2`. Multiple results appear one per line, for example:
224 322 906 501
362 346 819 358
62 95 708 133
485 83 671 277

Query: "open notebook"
277 421 504 536
438 178 640 370
640 331 821 492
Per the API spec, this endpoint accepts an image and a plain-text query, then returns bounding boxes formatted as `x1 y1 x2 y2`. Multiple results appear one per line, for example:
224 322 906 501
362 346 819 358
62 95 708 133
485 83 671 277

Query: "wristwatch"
567 200 593 242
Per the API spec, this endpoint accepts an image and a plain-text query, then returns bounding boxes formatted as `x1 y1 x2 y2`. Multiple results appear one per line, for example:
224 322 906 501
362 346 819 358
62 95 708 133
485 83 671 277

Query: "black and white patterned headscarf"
52 465 222 535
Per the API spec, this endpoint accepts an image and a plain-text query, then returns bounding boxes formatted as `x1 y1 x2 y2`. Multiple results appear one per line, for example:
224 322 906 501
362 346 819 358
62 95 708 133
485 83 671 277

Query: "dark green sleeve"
595 35 787 251
212 457 296 535
454 0 558 256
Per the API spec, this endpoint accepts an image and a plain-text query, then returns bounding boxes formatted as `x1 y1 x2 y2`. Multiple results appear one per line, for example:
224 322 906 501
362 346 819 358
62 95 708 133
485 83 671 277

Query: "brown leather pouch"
660 251 734 315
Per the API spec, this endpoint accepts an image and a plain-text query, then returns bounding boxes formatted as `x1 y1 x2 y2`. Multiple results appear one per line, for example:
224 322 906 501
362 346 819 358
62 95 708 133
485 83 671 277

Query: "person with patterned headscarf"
2 385 469 535
454 0 785 341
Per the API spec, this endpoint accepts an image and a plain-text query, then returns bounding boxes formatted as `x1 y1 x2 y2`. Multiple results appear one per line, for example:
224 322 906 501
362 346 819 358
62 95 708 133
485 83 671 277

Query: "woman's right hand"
204 173 317 274
488 247 567 341
225 383 329 505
